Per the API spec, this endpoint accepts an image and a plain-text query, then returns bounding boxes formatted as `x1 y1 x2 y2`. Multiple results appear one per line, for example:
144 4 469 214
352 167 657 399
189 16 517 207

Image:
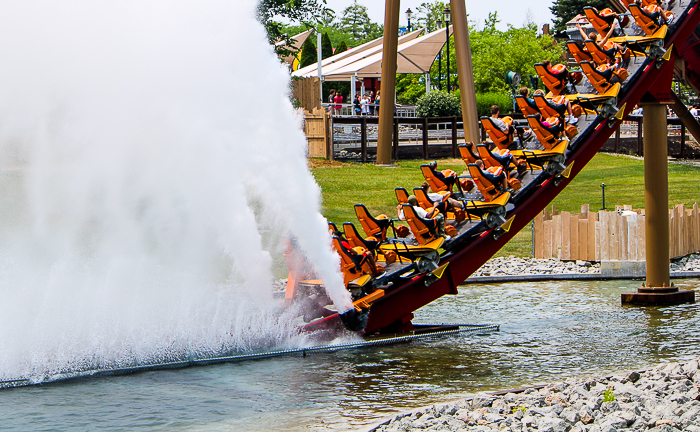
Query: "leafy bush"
415 91 461 117
475 92 514 117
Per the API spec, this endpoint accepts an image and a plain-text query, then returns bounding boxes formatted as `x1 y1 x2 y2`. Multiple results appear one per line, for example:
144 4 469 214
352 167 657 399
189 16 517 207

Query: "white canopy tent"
292 28 424 77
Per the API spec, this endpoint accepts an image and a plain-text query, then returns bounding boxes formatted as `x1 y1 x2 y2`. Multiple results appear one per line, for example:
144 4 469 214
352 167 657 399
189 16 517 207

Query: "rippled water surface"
2 279 699 431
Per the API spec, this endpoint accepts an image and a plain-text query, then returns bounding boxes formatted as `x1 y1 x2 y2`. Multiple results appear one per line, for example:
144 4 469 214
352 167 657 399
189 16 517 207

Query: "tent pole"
377 0 400 165
450 0 480 143
317 31 323 107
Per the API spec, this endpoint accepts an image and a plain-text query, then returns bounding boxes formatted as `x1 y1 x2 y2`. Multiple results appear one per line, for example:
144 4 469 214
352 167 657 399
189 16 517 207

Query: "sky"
323 0 556 32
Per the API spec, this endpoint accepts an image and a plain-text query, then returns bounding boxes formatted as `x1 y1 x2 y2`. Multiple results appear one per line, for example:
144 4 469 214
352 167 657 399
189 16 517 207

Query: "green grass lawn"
311 154 700 258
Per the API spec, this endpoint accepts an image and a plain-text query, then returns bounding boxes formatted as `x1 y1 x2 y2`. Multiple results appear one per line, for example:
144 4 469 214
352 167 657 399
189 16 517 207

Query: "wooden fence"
304 107 331 158
534 203 700 261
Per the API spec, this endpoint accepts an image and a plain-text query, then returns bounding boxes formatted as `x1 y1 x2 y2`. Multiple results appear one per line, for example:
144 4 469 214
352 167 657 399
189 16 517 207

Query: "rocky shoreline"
471 254 700 278
369 358 700 432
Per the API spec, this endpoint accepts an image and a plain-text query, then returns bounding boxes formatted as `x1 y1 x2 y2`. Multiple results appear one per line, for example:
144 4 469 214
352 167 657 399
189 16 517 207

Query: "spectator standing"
328 89 336 115
361 94 370 115
334 92 343 115
353 92 361 116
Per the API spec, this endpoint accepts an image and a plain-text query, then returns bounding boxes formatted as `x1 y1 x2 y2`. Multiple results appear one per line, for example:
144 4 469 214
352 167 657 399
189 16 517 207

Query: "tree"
335 40 349 55
298 36 318 69
257 0 328 57
321 32 334 60
415 91 461 117
338 0 383 44
550 0 608 32
416 1 447 33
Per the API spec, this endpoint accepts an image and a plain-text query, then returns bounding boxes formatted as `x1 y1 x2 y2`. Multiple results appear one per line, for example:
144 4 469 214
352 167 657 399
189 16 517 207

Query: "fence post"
614 126 620 153
361 116 367 163
451 117 458 157
422 117 429 159
392 118 400 161
681 124 686 158
637 117 643 156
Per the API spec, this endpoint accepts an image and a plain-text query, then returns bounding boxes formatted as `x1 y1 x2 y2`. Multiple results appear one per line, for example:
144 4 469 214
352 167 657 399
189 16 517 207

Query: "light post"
405 8 413 32
437 19 442 91
443 7 451 93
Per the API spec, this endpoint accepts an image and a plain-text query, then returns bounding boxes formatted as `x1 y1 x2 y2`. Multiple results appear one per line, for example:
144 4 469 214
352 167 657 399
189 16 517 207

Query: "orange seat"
480 117 516 150
343 222 380 253
534 63 567 96
395 187 409 204
475 144 515 172
420 164 456 193
332 237 377 285
629 3 663 36
354 204 390 241
400 204 439 245
458 142 481 165
526 115 561 150
566 41 593 65
583 39 615 67
412 187 435 210
515 95 540 117
583 7 618 37
534 95 566 121
467 163 507 201
580 61 627 94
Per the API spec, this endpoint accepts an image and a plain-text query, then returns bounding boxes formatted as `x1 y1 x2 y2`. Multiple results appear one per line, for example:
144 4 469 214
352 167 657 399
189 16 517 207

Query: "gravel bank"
472 254 700 278
370 359 700 432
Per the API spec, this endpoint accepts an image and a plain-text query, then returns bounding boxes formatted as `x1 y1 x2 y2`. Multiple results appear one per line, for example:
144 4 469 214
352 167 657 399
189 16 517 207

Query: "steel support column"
450 0 480 144
376 0 400 165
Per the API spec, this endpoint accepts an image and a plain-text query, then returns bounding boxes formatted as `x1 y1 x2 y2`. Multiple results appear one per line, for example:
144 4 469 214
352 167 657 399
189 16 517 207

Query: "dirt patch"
308 158 353 169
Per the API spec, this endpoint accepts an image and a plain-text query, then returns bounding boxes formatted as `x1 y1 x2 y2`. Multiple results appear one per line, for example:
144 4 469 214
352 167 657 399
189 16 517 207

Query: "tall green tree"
338 0 383 44
298 36 318 69
321 32 334 59
550 0 608 31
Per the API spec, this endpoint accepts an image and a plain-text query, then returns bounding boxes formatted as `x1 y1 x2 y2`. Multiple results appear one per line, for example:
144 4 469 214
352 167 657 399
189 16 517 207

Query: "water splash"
0 0 352 382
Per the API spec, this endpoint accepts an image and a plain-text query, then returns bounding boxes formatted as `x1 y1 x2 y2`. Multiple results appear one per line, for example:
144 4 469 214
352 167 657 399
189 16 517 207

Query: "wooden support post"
450 0 480 144
376 0 400 165
614 127 620 153
637 118 643 156
392 118 400 160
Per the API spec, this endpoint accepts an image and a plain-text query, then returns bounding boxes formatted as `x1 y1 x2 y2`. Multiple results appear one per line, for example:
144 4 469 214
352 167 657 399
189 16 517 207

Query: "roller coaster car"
566 41 594 65
461 191 510 229
526 115 577 150
412 187 465 221
420 164 457 192
467 163 508 201
515 95 540 117
511 139 568 175
628 4 666 36
354 204 390 241
474 144 523 179
458 142 481 165
580 61 628 95
534 63 568 96
480 117 516 150
563 82 621 117
609 26 667 57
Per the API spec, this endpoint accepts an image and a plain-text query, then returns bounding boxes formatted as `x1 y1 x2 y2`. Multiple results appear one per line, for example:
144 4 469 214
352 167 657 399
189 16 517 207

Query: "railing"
330 116 467 162
601 115 700 158
321 103 417 118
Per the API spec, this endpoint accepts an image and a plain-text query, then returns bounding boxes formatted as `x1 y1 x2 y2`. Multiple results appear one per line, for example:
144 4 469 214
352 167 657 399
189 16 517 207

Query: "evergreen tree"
335 40 349 55
298 36 318 69
321 32 334 60
338 0 382 43
550 0 608 31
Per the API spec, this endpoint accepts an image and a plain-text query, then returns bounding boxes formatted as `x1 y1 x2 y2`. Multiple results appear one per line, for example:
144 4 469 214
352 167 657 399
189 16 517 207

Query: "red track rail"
362 3 700 335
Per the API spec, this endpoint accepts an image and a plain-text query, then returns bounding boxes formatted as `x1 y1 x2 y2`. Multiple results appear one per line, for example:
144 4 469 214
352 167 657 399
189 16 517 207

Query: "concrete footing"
601 261 647 278
621 286 696 306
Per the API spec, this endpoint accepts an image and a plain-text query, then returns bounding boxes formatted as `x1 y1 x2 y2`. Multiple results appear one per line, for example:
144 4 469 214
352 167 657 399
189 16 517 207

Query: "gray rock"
560 407 580 424
471 395 495 409
538 416 570 432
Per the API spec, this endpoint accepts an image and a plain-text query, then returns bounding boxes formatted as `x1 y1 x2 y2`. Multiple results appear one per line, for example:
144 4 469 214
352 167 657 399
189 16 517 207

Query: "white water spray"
0 0 353 382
